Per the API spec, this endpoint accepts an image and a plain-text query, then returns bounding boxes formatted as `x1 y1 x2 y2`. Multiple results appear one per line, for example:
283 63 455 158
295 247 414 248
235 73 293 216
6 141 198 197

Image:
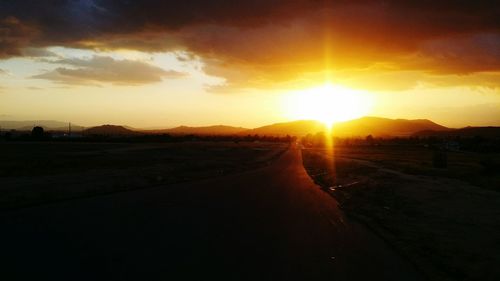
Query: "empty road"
0 145 424 280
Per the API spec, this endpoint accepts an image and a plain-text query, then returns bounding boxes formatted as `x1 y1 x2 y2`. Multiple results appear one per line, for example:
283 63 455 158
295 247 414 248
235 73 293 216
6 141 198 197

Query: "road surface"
0 146 424 280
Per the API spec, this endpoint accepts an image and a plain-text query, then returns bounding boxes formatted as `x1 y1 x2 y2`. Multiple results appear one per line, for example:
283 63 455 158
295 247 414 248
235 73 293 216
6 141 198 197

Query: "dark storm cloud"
1 0 500 87
3 1 497 48
411 33 500 74
0 16 38 58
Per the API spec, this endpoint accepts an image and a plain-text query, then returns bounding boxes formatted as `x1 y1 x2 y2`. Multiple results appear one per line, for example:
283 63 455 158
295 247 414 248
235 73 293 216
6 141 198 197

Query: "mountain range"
84 125 141 136
144 125 248 135
2 117 498 138
331 117 449 137
0 120 85 132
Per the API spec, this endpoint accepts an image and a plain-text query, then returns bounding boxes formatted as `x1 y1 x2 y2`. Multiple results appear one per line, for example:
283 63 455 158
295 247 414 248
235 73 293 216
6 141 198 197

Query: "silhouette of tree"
313 132 326 147
366 134 374 146
32 126 44 139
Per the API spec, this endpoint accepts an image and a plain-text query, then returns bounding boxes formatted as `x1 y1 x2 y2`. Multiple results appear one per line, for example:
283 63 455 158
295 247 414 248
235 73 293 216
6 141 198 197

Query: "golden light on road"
283 83 373 126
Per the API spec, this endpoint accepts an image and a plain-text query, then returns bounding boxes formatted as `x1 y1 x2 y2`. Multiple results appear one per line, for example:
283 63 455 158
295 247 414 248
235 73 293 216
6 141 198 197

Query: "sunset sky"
1 1 499 128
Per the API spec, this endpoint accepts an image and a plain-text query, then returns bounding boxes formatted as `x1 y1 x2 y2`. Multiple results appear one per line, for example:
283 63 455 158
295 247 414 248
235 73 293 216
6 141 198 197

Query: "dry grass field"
302 145 500 281
0 141 288 209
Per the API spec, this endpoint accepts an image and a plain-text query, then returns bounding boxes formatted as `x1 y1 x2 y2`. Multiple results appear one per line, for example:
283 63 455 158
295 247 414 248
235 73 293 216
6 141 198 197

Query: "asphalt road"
0 146 424 281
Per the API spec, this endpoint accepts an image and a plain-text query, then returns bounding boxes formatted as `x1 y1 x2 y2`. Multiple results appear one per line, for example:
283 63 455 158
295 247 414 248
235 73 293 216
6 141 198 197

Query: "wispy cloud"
21 48 58 58
31 55 186 85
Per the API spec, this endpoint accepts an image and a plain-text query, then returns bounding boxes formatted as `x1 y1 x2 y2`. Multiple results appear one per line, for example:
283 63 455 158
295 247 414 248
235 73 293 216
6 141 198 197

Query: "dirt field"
0 141 288 209
302 145 500 281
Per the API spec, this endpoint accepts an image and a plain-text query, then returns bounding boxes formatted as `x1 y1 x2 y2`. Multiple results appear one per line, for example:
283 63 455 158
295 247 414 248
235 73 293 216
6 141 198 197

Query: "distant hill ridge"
84 125 138 135
242 120 326 137
143 117 450 137
4 117 499 137
331 116 449 137
147 125 248 135
0 120 84 132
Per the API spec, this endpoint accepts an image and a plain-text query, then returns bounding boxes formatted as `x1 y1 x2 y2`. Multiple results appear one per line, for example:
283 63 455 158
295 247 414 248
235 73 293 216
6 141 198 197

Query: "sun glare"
283 83 373 126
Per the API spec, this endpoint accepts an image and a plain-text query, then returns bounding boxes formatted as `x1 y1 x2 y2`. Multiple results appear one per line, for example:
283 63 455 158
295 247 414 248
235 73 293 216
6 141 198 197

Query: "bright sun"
283 83 373 126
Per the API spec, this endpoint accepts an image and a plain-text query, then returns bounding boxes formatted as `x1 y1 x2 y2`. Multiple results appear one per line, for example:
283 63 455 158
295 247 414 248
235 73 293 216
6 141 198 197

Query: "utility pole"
69 122 72 137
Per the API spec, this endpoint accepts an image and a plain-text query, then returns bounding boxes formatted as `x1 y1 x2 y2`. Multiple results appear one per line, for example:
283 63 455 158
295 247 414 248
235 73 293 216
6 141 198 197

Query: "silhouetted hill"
240 117 449 137
148 125 248 135
0 120 83 131
414 127 500 138
84 125 139 136
332 117 449 137
242 120 326 137
2 117 474 138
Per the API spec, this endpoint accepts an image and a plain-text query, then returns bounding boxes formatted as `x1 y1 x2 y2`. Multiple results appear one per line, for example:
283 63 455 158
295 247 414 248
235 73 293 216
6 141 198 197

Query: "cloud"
1 1 500 90
31 55 186 85
21 47 57 57
411 33 500 74
0 16 38 58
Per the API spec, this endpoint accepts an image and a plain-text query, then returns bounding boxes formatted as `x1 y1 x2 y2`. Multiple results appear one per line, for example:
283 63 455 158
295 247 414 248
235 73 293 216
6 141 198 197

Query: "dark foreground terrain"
302 145 500 281
0 141 287 209
0 144 422 281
